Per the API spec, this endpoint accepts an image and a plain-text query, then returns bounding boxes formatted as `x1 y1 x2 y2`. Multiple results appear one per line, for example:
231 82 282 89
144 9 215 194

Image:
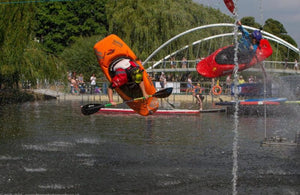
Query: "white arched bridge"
142 23 299 75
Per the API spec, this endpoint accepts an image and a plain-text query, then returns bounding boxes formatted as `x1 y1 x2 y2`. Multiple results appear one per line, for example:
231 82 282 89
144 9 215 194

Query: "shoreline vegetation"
0 89 34 105
0 89 58 105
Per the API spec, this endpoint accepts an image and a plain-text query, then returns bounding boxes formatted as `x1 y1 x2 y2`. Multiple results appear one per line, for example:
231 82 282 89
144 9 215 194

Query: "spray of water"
232 0 239 194
258 0 268 140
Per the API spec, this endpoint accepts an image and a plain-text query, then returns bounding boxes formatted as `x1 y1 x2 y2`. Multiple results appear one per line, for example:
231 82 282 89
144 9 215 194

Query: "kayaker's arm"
138 81 149 99
108 87 117 106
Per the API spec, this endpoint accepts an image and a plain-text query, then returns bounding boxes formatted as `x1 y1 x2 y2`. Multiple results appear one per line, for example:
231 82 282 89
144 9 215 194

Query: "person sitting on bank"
108 58 149 105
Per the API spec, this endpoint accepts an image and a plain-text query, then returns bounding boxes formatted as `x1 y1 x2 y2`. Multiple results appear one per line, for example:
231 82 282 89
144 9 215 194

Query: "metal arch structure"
148 32 236 69
147 33 296 70
143 23 300 69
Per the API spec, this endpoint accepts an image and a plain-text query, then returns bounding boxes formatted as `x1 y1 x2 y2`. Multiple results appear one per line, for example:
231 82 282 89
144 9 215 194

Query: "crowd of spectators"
67 72 102 95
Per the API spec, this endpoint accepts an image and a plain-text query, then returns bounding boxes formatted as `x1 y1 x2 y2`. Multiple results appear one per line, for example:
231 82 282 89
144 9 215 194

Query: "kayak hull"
216 97 287 106
93 34 158 116
96 108 225 115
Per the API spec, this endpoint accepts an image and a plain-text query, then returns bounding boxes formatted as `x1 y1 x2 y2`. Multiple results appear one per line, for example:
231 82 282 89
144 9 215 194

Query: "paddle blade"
224 0 235 14
81 104 104 115
153 87 173 98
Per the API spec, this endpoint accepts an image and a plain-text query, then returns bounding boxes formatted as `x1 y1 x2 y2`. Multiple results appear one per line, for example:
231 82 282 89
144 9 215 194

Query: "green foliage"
60 35 104 81
240 17 262 29
262 18 298 61
22 40 66 85
0 0 299 90
0 3 35 88
34 0 108 54
105 0 232 61
264 18 287 35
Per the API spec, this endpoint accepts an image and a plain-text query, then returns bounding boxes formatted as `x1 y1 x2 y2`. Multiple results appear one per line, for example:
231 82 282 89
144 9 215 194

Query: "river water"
0 100 299 194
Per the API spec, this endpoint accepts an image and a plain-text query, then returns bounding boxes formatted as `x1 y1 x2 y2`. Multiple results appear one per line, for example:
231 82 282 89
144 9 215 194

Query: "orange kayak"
93 34 158 116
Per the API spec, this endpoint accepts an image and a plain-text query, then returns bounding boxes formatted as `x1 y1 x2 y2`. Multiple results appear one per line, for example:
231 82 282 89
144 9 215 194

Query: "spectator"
186 75 193 94
78 73 86 93
170 56 176 69
181 57 188 68
225 74 232 95
248 75 255 83
193 83 204 111
294 59 298 71
238 75 245 84
70 76 79 95
78 73 84 84
159 72 167 89
90 73 96 94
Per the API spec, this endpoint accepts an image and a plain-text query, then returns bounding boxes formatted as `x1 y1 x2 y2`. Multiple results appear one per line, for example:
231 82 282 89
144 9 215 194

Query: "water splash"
258 0 268 140
232 0 239 194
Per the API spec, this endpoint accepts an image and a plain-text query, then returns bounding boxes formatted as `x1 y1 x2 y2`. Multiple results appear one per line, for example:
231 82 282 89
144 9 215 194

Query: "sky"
193 0 300 47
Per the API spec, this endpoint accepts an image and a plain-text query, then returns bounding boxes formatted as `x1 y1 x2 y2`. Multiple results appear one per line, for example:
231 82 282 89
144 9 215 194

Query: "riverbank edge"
56 92 233 104
0 89 56 105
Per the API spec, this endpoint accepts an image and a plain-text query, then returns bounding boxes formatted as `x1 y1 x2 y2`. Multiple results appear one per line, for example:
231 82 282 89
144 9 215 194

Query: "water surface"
0 100 299 194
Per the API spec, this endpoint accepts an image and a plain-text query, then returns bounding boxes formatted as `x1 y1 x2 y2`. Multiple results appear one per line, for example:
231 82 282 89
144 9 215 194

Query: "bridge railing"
143 60 298 73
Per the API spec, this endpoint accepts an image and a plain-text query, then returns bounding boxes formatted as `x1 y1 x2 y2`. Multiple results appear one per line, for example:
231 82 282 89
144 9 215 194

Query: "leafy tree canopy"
105 0 232 60
34 0 108 54
240 16 262 29
60 35 105 81
264 18 287 35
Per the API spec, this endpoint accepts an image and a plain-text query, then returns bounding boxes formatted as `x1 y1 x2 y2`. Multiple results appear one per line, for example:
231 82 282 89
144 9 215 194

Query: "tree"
264 18 287 35
263 18 298 60
34 0 108 54
0 2 66 89
22 40 66 86
240 16 261 29
60 35 104 81
105 0 231 61
0 3 35 88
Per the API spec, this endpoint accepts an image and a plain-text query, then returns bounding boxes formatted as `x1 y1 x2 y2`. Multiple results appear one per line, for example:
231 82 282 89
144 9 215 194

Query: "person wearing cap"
108 58 148 105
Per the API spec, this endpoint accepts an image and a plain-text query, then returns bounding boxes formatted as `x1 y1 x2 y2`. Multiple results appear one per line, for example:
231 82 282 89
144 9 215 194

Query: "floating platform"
216 97 287 106
97 108 226 115
261 136 299 147
215 97 300 115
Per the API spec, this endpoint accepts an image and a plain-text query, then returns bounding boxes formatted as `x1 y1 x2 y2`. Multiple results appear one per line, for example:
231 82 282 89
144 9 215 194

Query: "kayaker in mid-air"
107 58 149 105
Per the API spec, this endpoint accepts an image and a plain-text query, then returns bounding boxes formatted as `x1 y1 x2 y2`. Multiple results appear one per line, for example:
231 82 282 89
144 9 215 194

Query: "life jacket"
110 58 143 89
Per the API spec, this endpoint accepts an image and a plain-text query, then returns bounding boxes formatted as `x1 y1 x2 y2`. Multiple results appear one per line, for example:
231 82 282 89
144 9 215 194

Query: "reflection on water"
0 100 299 194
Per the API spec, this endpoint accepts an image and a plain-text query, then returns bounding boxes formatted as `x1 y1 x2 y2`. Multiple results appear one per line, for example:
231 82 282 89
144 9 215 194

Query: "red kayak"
196 39 273 78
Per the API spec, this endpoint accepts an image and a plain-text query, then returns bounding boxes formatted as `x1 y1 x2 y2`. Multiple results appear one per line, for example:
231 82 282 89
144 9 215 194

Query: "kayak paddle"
81 87 173 115
223 0 235 14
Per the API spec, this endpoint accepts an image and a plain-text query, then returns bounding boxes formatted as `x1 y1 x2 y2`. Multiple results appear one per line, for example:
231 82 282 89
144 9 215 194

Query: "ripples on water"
0 100 299 194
